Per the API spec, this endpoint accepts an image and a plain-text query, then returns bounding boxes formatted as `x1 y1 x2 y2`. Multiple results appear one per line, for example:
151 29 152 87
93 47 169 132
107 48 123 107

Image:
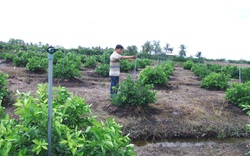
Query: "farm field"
1 59 250 156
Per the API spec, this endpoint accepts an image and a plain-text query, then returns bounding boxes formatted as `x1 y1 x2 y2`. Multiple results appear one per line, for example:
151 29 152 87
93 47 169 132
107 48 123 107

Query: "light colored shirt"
109 51 122 76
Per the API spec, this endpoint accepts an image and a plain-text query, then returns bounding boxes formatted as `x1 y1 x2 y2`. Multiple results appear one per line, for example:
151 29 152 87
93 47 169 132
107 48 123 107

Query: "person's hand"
131 55 137 59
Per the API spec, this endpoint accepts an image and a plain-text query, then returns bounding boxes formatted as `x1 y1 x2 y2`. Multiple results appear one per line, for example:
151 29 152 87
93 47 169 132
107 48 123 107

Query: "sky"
0 0 250 60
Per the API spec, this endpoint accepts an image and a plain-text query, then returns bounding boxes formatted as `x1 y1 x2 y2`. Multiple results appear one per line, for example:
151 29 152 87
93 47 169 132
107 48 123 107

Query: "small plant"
222 65 239 79
138 66 167 85
225 82 250 107
137 58 151 68
0 84 135 155
85 56 97 68
120 60 133 72
112 75 156 107
26 56 48 72
0 71 8 101
191 64 211 79
160 62 174 77
95 63 109 77
201 72 230 90
53 57 81 79
183 60 194 70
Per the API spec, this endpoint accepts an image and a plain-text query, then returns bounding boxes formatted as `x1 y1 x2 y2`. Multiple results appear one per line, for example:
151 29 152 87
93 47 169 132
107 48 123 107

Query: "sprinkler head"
47 46 58 54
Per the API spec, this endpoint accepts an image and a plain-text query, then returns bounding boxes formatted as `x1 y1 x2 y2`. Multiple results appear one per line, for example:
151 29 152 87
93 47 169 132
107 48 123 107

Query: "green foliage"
26 56 48 72
136 58 151 68
120 60 133 72
0 71 8 101
191 64 212 79
80 54 87 63
53 54 81 79
85 56 97 68
3 53 15 62
95 64 109 77
225 82 250 107
201 72 230 90
53 51 64 64
138 66 167 85
222 65 239 79
0 84 135 155
241 68 250 82
183 60 194 70
100 52 110 64
160 62 174 77
112 75 156 107
206 64 222 73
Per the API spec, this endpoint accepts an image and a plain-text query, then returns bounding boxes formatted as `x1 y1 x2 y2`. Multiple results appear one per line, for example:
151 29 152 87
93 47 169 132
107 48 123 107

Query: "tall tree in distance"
126 45 138 55
179 44 187 57
153 40 162 52
163 43 169 53
142 41 153 54
196 51 202 63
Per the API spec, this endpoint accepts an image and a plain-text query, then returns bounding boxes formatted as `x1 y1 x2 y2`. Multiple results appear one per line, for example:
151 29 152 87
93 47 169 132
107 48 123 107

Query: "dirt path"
1 61 250 155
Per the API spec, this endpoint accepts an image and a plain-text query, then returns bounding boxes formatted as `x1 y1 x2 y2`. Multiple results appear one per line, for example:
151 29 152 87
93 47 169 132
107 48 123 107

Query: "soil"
1 59 250 155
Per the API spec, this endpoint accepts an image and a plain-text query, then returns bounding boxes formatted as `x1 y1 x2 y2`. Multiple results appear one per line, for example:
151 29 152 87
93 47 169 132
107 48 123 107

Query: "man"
109 44 136 98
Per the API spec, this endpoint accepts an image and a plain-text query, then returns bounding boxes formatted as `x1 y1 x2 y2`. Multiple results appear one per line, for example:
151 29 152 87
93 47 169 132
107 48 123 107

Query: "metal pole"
239 67 241 83
48 53 53 156
133 58 137 80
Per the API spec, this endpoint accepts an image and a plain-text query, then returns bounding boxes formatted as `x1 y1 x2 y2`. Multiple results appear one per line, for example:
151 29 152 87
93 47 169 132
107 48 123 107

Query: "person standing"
109 44 136 98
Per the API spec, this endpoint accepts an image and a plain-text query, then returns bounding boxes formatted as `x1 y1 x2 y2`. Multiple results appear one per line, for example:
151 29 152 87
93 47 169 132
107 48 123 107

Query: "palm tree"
196 51 202 63
179 44 187 57
196 51 202 58
163 43 169 53
168 48 174 53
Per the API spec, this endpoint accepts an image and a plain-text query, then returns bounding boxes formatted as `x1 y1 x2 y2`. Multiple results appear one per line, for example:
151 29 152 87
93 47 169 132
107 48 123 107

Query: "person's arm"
121 55 136 59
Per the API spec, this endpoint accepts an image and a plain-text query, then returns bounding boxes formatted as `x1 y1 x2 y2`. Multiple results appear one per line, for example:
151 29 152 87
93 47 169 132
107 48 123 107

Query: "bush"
85 56 97 68
136 58 151 68
241 68 250 82
95 63 109 77
80 54 87 63
100 52 110 64
138 66 167 85
4 53 15 62
120 60 133 72
112 75 156 107
0 71 8 101
225 82 250 107
53 57 81 79
201 72 230 90
222 65 239 79
26 56 48 72
183 60 194 70
0 84 135 155
191 64 211 79
206 64 222 73
160 62 174 77
53 51 64 64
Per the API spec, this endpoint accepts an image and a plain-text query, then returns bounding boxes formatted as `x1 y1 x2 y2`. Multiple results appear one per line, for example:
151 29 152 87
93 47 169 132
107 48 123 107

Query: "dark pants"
110 76 119 98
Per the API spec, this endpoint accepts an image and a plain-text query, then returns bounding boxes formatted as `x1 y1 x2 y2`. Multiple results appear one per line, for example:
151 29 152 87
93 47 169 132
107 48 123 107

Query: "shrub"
100 52 110 64
120 60 133 72
206 64 222 73
0 84 135 155
225 82 250 107
137 58 151 68
241 68 250 82
183 60 194 70
53 57 81 79
160 62 174 77
85 56 97 68
0 71 8 101
112 75 156 107
95 63 109 77
4 53 15 62
222 65 239 79
80 54 87 63
138 66 167 85
201 72 230 90
191 64 211 79
53 51 64 64
26 56 48 72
